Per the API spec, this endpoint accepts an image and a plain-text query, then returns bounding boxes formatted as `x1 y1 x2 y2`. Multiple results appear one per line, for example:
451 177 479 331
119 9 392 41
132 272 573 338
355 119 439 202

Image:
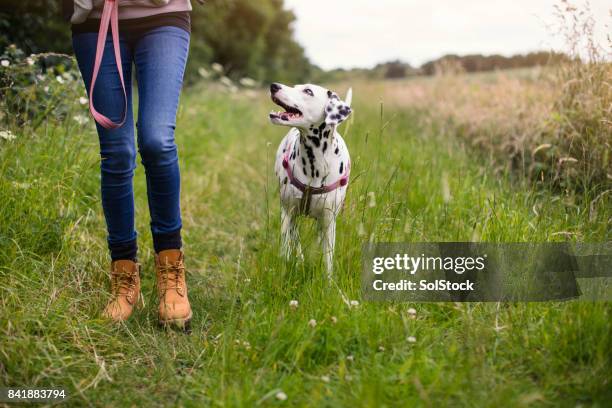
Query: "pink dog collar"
282 142 350 195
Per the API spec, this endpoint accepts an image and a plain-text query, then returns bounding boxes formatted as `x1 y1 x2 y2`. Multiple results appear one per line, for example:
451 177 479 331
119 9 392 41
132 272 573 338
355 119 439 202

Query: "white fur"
270 83 353 275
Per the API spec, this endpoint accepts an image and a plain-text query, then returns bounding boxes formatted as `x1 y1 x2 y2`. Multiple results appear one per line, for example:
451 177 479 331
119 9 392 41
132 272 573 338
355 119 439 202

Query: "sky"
283 0 611 70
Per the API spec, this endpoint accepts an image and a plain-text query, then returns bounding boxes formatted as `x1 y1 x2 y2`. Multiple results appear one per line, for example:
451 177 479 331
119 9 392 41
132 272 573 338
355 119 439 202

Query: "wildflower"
289 300 298 309
211 62 224 73
321 375 330 383
308 319 317 327
244 278 251 283
197 67 210 78
79 97 88 105
275 391 287 401
350 300 359 307
367 191 376 207
1 60 9 67
26 57 35 66
330 316 338 324
407 307 417 319
36 74 45 82
346 355 354 362
345 374 353 381
44 86 49 93
0 130 16 141
407 336 417 343
239 77 256 87
73 115 89 125
378 345 385 352
56 76 64 84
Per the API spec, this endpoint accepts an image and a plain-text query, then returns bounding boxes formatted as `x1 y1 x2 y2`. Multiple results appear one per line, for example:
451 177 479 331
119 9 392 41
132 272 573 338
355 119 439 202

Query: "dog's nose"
270 83 282 94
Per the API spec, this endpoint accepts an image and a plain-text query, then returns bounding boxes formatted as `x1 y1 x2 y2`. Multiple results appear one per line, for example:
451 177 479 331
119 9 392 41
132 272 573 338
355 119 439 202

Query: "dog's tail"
345 87 353 107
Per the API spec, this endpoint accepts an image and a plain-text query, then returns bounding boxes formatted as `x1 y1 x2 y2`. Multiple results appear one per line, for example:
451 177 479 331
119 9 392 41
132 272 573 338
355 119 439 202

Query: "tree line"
0 0 311 84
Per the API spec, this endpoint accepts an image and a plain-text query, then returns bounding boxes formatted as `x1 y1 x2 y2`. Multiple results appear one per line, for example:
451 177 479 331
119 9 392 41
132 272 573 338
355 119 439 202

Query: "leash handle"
89 0 127 129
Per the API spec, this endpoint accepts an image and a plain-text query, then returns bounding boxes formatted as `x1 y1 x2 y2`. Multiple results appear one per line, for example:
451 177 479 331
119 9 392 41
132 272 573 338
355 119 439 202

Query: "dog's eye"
303 88 314 97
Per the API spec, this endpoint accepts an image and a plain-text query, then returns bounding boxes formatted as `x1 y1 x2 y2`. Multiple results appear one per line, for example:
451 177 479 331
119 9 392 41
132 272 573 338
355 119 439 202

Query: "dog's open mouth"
270 96 303 121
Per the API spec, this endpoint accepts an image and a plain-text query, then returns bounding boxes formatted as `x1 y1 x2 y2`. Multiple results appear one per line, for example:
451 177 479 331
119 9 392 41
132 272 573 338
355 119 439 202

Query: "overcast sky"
283 0 611 70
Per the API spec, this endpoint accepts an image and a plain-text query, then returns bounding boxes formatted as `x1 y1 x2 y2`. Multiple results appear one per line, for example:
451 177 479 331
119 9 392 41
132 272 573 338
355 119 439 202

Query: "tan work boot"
155 249 192 331
102 259 141 322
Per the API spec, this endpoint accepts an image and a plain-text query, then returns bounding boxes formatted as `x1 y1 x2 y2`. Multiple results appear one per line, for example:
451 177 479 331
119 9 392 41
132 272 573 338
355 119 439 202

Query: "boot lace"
111 268 136 297
158 260 185 294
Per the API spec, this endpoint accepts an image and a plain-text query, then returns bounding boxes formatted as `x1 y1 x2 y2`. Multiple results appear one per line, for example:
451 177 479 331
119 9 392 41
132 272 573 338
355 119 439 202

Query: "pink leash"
282 141 350 195
88 0 127 129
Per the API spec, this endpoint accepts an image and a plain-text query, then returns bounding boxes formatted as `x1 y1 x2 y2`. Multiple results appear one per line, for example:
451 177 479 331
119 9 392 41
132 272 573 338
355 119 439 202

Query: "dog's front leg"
281 207 303 260
319 212 337 278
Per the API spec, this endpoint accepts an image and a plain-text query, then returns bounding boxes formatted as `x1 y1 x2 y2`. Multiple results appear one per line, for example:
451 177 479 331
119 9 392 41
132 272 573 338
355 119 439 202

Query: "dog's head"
269 83 352 129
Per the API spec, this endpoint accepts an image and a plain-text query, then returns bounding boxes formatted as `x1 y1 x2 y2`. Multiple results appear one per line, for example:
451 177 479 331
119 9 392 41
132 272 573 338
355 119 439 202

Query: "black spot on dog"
307 136 320 148
339 162 344 174
316 170 320 178
303 167 307 176
322 142 327 152
301 157 306 166
313 128 318 135
324 130 330 138
327 90 332 97
283 177 288 184
334 147 339 155
326 106 332 113
319 122 326 131
311 164 315 177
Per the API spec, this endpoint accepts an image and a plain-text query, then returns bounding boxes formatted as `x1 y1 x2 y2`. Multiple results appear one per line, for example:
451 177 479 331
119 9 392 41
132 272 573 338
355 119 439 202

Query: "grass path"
0 83 610 406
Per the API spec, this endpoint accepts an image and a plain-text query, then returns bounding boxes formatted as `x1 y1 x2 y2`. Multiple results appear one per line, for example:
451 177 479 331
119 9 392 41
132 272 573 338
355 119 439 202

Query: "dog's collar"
282 141 350 195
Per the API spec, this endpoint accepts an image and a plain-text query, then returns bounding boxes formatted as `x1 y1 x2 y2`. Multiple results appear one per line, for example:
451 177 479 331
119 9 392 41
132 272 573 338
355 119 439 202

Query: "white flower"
56 76 64 84
239 77 256 87
330 316 338 324
26 57 35 66
44 86 49 93
378 345 385 352
321 375 330 383
211 62 224 73
289 300 298 309
0 130 16 141
407 336 417 343
219 76 232 87
73 115 89 125
275 391 287 401
407 307 417 318
346 355 354 362
1 60 10 67
308 319 317 327
244 278 251 283
36 74 45 82
197 67 210 78
350 300 360 307
79 97 88 105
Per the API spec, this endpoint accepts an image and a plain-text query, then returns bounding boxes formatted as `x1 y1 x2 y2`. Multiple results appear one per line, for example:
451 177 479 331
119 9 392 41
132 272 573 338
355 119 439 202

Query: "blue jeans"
72 26 189 260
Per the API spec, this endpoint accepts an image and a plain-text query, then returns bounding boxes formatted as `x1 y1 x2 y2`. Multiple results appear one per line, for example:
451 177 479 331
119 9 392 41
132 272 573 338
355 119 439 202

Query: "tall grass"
364 1 610 194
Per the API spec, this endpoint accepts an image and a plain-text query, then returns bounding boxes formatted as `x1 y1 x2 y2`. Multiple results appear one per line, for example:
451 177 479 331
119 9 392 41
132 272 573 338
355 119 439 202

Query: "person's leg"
72 32 138 261
133 26 192 330
133 26 189 253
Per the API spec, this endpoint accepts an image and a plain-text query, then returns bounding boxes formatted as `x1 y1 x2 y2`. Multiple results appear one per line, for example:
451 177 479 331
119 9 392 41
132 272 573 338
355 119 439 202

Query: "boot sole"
158 311 193 334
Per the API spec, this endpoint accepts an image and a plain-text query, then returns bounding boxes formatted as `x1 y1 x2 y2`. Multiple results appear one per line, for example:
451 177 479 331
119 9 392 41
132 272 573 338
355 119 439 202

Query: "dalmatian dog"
269 83 353 275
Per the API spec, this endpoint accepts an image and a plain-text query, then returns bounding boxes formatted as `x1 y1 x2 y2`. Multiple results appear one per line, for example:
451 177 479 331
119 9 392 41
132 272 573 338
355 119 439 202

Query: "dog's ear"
324 90 352 126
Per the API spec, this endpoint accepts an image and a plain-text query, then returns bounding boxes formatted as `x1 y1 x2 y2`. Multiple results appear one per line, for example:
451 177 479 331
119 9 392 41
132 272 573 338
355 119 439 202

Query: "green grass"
0 81 610 407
